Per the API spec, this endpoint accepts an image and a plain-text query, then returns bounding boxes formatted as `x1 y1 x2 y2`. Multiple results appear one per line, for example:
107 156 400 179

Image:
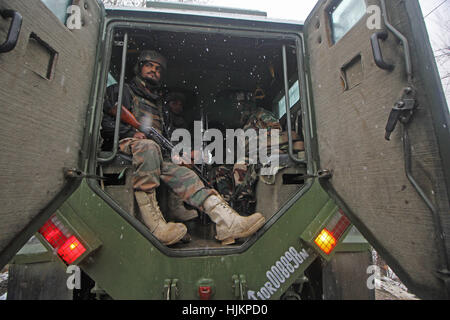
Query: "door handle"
370 31 395 71
0 9 22 53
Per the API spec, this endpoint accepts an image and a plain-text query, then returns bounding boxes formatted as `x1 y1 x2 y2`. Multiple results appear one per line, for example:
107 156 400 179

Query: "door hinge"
385 86 417 141
163 278 179 300
232 274 247 300
64 168 106 180
303 169 333 180
285 170 332 184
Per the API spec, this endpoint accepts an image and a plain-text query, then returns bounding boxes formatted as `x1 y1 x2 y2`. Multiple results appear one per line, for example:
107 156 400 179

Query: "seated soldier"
211 89 304 215
101 50 265 246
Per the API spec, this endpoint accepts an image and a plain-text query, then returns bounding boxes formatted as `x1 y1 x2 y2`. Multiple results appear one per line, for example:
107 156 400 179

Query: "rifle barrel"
114 105 211 187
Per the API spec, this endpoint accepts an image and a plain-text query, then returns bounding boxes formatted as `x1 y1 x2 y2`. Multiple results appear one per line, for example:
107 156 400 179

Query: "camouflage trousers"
210 163 258 216
119 138 215 209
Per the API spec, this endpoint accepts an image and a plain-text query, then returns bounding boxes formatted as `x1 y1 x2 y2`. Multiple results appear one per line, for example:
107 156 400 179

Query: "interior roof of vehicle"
109 28 298 128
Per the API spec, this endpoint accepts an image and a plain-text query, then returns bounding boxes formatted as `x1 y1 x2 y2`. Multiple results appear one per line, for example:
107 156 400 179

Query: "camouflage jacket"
240 105 281 131
101 77 164 150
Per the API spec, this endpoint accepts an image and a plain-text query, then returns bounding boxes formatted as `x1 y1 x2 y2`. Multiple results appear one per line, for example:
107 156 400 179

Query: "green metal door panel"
305 0 450 299
62 180 337 300
0 0 104 270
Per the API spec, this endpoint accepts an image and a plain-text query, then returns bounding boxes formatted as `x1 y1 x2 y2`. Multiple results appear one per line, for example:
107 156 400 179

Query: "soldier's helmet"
134 50 167 75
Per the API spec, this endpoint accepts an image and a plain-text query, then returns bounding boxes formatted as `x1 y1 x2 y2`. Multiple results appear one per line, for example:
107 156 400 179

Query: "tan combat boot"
203 195 266 245
167 190 199 222
135 191 187 246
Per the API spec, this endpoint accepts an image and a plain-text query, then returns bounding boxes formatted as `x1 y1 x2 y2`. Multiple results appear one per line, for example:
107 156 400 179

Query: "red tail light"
314 210 351 255
57 235 86 264
39 220 68 248
314 229 337 254
39 215 86 264
198 286 212 300
331 211 351 240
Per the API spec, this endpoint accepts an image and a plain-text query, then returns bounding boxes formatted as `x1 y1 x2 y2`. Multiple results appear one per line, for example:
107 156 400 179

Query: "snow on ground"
375 276 419 300
371 249 419 300
0 270 7 300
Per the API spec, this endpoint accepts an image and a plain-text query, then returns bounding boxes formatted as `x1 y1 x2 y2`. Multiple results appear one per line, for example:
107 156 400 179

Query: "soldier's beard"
143 74 160 87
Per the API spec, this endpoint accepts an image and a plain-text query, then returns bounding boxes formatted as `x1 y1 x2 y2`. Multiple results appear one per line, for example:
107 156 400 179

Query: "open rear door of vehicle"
0 0 104 268
304 0 450 299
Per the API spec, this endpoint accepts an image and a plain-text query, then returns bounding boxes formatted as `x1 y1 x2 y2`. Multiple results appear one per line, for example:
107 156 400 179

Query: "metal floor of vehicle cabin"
168 219 244 250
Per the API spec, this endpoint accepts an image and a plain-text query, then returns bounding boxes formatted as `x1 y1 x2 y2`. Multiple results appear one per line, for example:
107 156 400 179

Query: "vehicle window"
107 73 117 87
329 0 367 44
40 0 71 24
277 80 300 119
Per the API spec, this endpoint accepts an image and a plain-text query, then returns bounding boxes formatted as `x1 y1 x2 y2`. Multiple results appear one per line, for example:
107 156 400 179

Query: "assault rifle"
111 105 210 187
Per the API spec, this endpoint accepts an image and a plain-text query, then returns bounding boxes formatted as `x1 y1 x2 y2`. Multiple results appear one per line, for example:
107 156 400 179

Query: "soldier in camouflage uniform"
211 90 289 215
102 50 265 246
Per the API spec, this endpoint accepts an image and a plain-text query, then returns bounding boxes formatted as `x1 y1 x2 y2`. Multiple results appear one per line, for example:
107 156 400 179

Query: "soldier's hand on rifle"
233 163 248 183
171 152 192 167
133 131 146 140
180 150 205 169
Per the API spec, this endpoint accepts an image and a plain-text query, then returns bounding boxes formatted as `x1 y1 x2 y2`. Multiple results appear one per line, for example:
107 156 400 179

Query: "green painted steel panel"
55 180 343 300
0 0 104 270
